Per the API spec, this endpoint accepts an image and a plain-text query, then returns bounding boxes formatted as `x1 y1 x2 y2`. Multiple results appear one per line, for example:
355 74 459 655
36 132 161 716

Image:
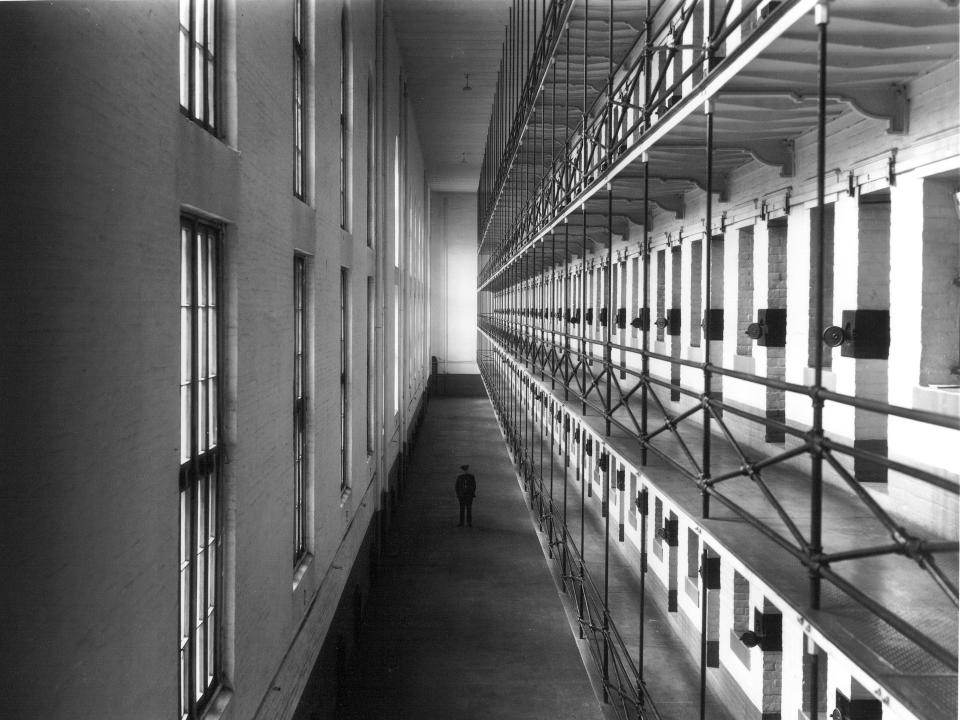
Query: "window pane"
208 383 217 449
196 235 206 307
181 308 191 385
207 311 216 376
198 308 207 380
180 30 190 108
180 647 189 719
181 228 192 304
207 235 217 307
193 44 203 117
205 0 215 51
181 385 191 463
197 382 206 452
193 0 203 44
206 59 216 128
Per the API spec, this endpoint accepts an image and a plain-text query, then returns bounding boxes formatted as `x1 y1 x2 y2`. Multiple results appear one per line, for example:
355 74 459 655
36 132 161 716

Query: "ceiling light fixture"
462 73 472 92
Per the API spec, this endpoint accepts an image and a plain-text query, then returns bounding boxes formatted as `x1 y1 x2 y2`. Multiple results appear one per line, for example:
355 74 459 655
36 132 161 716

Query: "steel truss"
475 1 960 719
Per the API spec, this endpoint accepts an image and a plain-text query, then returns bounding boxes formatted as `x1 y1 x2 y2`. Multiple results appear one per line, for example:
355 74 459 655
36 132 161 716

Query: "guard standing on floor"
455 464 476 527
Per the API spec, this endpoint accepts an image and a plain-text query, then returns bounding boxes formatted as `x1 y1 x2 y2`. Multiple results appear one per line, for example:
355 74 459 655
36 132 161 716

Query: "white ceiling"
388 0 512 193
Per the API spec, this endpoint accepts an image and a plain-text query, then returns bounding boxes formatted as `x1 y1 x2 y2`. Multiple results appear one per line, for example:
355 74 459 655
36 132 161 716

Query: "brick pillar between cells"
765 219 787 442
761 599 783 720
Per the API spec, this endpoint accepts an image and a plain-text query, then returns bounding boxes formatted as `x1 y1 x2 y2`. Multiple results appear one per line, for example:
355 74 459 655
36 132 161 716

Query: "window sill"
292 553 314 591
202 685 233 720
914 384 960 417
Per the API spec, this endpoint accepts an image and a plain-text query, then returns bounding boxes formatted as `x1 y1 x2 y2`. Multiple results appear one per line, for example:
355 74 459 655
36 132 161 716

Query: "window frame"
339 6 351 230
340 267 350 493
179 215 223 720
179 0 220 133
293 0 307 200
293 254 309 566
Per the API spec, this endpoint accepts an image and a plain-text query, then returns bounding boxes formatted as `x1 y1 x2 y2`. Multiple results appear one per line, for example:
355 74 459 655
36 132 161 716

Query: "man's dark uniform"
455 465 476 527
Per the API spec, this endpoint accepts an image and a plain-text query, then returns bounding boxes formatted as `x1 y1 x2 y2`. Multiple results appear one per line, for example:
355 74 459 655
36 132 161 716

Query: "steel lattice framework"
474 1 959 719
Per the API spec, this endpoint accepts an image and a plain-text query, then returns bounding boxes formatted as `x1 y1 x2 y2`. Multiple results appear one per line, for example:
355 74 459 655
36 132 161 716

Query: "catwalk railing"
478 0 820 281
483 312 960 653
479 321 959 718
479 348 663 720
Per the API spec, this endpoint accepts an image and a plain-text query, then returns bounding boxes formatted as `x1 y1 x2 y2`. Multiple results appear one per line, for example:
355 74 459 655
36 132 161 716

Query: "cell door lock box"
636 488 649 515
701 308 724 340
599 307 608 326
702 556 721 589
739 608 782 651
831 691 882 720
585 308 594 324
822 309 889 359
655 517 678 546
666 308 682 336
631 307 651 331
616 307 627 329
745 308 786 347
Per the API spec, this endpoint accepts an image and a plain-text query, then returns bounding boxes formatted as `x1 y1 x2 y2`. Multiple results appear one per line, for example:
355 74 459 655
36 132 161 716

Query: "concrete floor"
337 397 606 720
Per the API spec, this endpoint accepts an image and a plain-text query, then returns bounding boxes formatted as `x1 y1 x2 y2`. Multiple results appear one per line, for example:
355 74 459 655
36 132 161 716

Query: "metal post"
810 0 829 612
702 100 714 520
582 206 588 417
581 0 589 420
552 232 557 390
578 426 586 638
640 8 652 467
549 397 555 556
805 636 820 720
638 486 648 685
603 458 611 705
699 547 708 720
563 22 571 402
602 0 614 693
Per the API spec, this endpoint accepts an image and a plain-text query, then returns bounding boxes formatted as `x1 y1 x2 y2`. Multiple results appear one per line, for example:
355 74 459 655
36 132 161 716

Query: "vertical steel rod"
702 102 714 520
640 7 652 468
810 0 829 613
699 547 708 720
638 486 648 686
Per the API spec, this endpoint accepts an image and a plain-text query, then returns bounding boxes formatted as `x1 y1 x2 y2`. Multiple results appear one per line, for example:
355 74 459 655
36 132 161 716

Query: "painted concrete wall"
0 1 428 718
429 191 480 375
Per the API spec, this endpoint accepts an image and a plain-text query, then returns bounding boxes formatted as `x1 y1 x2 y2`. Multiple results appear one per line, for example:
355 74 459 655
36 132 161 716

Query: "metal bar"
809 0 829 612
701 102 714 520
699 546 708 720
638 485 648 687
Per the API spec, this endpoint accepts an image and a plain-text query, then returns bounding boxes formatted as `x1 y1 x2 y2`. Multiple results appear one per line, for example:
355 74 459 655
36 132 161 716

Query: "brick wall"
0 2 430 718
807 205 835 369
691 239 704 347
920 178 960 386
738 227 755 356
766 219 788 441
657 249 666 342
